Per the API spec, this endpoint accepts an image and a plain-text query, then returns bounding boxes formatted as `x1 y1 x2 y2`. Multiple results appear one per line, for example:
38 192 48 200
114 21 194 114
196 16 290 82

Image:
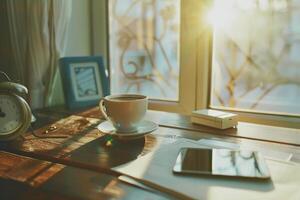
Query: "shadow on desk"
69 135 157 168
0 178 73 200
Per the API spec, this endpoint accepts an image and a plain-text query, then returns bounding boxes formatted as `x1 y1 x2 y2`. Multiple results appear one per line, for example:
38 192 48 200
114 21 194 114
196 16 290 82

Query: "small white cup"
99 94 148 133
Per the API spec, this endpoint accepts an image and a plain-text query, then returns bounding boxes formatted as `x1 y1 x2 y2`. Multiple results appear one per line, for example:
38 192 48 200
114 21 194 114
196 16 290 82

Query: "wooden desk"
1 107 300 199
0 151 170 200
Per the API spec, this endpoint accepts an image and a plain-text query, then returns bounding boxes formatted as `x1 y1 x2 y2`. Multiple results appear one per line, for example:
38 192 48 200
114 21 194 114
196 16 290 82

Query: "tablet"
173 148 270 179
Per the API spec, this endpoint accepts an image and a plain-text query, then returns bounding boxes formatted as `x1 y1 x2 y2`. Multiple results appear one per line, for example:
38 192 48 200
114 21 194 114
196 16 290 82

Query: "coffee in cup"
99 94 148 133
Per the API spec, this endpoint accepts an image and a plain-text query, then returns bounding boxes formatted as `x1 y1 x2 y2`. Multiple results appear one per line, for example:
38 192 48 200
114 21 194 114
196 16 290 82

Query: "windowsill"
148 100 300 129
236 112 300 129
146 110 300 147
209 107 300 129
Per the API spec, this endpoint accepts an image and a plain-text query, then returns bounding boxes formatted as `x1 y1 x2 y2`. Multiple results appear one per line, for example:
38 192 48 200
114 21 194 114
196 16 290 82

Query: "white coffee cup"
99 94 148 133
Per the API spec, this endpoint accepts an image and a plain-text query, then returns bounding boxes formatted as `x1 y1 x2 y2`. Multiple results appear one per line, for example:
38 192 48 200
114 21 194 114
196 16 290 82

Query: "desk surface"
1 107 300 200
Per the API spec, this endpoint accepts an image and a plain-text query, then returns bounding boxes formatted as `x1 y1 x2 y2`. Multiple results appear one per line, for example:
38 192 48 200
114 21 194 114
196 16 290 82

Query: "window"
109 0 180 101
209 0 300 116
108 0 203 114
96 0 299 125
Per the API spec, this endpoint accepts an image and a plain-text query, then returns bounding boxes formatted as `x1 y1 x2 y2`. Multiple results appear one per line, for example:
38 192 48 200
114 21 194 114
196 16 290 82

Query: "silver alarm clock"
0 72 32 141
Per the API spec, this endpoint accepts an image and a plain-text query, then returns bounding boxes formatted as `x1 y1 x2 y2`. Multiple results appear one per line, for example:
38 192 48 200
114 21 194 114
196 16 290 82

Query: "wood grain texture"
7 115 102 157
0 151 172 200
76 106 104 119
0 151 64 187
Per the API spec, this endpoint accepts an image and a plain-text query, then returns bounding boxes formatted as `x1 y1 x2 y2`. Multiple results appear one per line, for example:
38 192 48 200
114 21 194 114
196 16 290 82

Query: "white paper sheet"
114 139 300 200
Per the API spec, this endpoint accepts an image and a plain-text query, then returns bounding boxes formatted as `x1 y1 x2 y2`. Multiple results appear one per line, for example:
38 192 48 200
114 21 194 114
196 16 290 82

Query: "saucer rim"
97 120 158 137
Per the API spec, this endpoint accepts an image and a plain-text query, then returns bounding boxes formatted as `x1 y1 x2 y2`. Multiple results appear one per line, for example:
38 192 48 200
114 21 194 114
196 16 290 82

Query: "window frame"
148 0 204 114
92 0 300 128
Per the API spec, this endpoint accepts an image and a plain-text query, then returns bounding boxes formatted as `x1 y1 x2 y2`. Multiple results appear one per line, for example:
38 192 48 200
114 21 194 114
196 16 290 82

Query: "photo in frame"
59 56 110 109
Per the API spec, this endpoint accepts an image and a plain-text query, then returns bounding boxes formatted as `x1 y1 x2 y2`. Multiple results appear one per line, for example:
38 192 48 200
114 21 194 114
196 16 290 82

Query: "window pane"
109 0 180 100
211 0 300 115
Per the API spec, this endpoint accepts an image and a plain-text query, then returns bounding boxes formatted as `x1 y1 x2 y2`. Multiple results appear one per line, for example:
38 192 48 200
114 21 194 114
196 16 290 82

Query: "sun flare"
206 0 238 29
206 0 289 29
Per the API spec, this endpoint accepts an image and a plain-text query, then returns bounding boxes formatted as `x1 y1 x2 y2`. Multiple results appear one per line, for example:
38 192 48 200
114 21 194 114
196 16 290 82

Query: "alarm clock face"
0 94 23 135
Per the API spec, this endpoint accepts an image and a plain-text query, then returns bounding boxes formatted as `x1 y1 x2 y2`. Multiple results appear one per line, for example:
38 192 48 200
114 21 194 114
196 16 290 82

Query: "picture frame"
59 56 110 109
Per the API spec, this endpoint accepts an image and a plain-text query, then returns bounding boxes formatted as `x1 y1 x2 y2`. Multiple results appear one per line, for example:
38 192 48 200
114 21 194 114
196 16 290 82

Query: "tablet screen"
173 148 270 179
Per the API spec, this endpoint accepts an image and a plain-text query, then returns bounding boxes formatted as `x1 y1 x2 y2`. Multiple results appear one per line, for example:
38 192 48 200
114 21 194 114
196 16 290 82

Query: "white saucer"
97 120 158 139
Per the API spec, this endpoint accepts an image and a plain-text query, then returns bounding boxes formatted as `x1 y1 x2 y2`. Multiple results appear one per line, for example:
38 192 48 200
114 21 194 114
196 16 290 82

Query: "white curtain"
5 0 72 109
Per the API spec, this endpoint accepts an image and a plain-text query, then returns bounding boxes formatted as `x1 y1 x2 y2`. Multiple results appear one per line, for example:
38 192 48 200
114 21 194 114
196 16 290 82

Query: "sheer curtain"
5 0 72 109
